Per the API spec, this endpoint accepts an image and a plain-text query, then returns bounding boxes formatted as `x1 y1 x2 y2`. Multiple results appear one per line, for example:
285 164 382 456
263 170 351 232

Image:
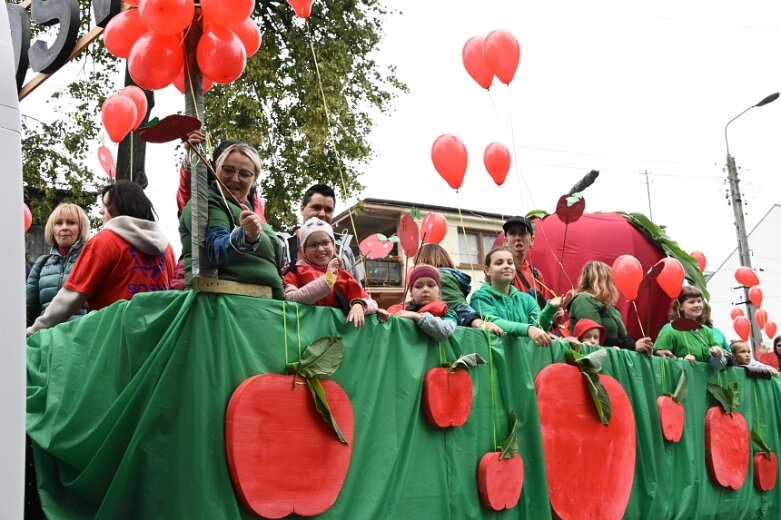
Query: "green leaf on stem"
450 353 486 371
410 207 422 220
752 429 773 457
707 382 739 414
147 116 159 127
498 411 520 459
577 348 608 374
306 377 347 444
296 336 344 379
583 372 612 424
672 370 688 404
377 233 388 241
389 235 400 243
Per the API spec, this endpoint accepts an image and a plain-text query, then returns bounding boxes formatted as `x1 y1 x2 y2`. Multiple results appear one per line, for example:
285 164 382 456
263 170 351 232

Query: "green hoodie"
469 282 555 337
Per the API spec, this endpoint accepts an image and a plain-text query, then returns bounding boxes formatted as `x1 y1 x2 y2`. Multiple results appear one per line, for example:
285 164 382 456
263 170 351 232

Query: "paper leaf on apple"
752 429 772 457
285 336 348 444
672 370 688 404
555 193 585 224
450 353 487 371
410 207 422 220
137 114 202 143
499 411 520 459
707 382 739 415
671 318 702 332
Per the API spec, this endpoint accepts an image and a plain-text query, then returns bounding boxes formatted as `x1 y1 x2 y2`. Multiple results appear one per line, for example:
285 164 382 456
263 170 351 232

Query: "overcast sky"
21 0 781 340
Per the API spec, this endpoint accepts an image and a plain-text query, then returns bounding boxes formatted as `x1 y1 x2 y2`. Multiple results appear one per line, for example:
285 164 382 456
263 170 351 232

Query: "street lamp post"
724 92 779 352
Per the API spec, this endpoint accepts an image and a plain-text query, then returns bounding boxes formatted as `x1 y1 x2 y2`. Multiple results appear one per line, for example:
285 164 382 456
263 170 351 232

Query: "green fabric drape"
27 292 781 519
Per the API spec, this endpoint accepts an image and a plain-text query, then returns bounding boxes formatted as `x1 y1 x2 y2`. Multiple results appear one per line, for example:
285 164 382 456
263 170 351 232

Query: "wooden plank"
192 277 273 299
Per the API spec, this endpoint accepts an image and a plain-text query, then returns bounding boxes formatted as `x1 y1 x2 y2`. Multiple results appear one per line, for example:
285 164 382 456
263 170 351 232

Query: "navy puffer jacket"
26 239 86 326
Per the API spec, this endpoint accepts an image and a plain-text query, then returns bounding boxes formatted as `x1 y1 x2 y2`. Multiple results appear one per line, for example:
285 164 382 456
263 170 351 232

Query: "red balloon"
173 65 213 94
756 309 769 330
462 36 493 90
766 321 777 339
103 9 148 59
729 307 745 320
202 0 254 28
690 251 706 272
431 134 467 190
749 286 763 309
483 142 510 186
231 18 262 57
656 257 685 299
128 32 184 90
101 94 138 143
197 26 247 85
23 203 32 231
97 146 116 179
483 30 520 85
733 316 751 342
120 86 148 130
611 255 643 301
420 213 448 245
735 266 760 287
138 0 193 35
287 0 314 18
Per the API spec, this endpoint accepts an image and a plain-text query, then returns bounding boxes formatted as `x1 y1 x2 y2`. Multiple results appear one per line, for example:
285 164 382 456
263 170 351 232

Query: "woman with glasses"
179 143 283 298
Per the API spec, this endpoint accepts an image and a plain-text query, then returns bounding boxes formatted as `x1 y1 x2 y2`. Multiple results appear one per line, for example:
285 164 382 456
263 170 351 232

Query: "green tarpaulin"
27 291 781 518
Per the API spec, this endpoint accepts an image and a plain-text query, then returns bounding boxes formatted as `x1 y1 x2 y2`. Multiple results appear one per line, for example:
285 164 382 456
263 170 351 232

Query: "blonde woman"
26 203 91 326
567 260 653 353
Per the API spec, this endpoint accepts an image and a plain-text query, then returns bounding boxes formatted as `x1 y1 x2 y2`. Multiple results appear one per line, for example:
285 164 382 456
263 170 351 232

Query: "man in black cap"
503 216 553 308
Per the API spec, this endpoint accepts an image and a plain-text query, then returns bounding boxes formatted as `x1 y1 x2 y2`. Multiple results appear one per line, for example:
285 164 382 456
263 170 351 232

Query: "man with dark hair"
503 215 552 307
279 183 363 285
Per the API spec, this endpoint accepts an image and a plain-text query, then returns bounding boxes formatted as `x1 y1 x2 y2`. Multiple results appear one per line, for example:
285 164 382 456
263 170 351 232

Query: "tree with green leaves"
22 0 406 229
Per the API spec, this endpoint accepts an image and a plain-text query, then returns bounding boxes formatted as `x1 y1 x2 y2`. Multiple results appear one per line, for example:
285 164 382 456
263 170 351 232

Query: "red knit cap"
408 265 440 288
571 318 606 345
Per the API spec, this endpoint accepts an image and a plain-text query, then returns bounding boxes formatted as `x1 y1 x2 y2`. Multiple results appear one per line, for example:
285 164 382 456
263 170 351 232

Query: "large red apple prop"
422 368 473 428
754 452 778 492
226 374 354 518
478 451 524 510
704 383 748 490
536 363 636 520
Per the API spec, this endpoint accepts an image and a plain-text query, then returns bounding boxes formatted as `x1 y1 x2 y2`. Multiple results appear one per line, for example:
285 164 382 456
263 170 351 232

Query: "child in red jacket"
283 217 377 328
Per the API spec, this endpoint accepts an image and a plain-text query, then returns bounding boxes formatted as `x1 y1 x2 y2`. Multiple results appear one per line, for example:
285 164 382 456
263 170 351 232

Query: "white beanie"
299 217 335 250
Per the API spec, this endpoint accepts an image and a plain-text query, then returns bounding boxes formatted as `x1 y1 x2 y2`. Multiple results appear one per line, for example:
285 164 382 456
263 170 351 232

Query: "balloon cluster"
611 255 684 301
103 0 261 91
462 30 521 89
731 267 775 341
101 86 148 143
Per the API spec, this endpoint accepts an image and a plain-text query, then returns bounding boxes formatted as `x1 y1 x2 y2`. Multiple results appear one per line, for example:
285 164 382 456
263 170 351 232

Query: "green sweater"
568 293 633 349
655 322 720 362
469 282 554 337
180 191 283 299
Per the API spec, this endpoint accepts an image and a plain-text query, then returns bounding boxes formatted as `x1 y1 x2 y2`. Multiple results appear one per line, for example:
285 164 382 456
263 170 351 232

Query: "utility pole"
641 170 653 220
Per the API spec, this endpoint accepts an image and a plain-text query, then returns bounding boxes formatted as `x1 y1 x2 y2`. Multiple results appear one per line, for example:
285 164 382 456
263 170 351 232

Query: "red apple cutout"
225 337 354 518
704 383 749 490
555 193 586 224
752 430 778 492
478 412 524 511
658 370 687 443
757 351 779 371
536 356 636 520
359 233 394 259
422 353 485 428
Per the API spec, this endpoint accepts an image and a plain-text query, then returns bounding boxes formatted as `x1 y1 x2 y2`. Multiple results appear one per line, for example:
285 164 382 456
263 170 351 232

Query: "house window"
457 230 502 268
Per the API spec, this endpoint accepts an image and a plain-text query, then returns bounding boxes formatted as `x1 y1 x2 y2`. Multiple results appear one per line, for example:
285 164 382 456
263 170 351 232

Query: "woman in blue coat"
26 203 91 326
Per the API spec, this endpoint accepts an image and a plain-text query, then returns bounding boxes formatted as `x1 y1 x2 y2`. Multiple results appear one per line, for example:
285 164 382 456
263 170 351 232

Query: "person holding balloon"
415 243 504 336
568 261 654 353
469 247 561 345
653 286 729 366
179 143 284 298
26 204 92 326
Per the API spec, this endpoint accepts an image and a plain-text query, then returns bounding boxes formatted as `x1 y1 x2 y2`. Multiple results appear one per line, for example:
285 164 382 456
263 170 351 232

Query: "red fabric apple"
225 337 354 518
752 430 778 492
658 370 687 443
704 382 749 490
422 353 484 428
477 412 524 511
536 354 636 520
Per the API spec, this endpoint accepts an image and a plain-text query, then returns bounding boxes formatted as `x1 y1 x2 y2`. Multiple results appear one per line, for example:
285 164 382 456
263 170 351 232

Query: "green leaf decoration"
752 429 773 457
498 411 520 459
147 117 159 127
707 382 739 414
583 372 612 424
577 348 608 374
672 370 688 404
297 336 344 379
410 207 422 220
565 349 584 364
450 353 487 371
389 235 400 243
306 377 347 444
566 196 579 207
376 233 388 241
525 209 549 220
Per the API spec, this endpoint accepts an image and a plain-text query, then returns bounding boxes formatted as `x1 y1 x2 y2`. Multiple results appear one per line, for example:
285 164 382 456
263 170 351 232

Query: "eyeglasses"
220 165 256 180
305 239 333 250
